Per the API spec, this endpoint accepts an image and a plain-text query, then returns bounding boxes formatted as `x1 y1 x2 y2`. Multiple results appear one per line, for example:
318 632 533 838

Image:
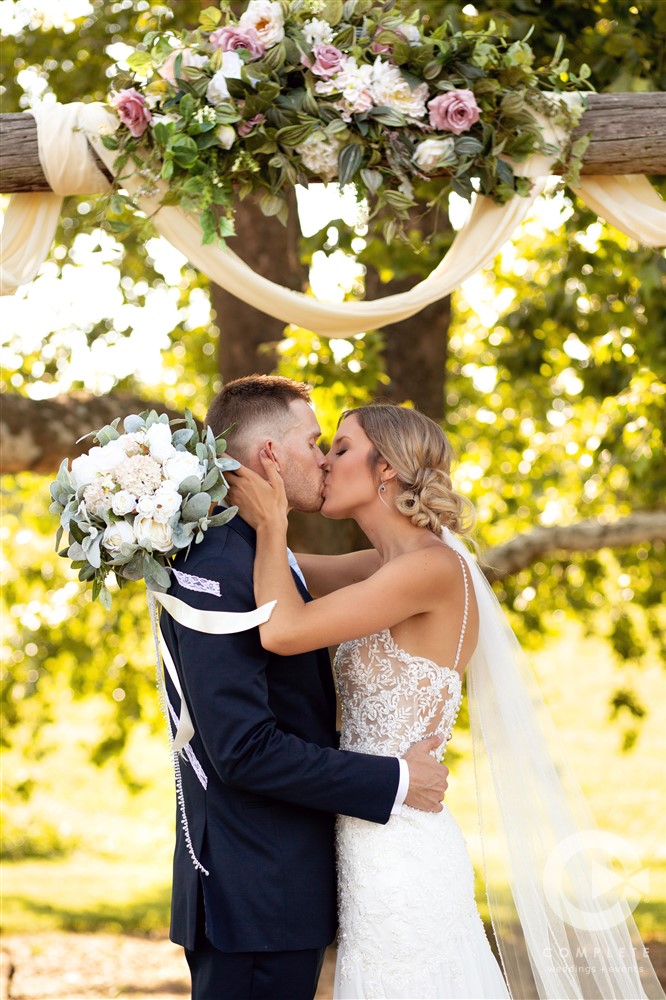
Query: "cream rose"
134 515 174 553
111 490 137 516
413 137 456 172
137 494 157 516
145 422 175 464
71 441 126 488
102 520 137 557
152 485 183 523
163 452 205 488
370 58 428 119
206 51 244 105
216 124 236 149
239 0 284 48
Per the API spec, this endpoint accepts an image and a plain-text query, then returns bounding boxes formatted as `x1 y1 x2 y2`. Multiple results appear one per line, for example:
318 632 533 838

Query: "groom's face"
271 399 326 513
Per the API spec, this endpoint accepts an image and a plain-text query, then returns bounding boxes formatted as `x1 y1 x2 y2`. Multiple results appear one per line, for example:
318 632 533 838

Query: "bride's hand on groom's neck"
227 456 288 533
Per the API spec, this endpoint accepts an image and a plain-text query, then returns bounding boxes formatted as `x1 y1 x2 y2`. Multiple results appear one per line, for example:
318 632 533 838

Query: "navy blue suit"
160 515 399 983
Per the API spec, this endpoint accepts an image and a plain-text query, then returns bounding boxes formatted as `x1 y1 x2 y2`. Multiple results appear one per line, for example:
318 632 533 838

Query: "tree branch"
484 513 666 581
0 392 184 474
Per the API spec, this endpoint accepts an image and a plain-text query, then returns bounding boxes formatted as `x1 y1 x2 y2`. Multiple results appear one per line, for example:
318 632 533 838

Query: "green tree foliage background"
0 0 664 859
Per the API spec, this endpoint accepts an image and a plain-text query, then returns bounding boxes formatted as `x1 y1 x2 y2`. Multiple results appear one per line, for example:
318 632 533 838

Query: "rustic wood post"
1 94 666 192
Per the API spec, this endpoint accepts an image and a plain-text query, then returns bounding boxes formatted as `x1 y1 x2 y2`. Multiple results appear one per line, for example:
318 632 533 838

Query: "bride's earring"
377 482 390 509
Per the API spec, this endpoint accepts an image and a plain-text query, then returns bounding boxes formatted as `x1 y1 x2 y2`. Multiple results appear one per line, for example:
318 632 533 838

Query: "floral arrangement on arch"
104 0 591 244
49 411 239 607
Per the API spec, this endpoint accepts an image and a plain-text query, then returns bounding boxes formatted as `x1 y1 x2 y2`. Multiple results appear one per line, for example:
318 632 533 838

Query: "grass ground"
2 624 665 945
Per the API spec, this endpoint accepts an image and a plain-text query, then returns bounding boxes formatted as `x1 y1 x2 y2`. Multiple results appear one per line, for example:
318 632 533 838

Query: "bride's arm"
290 549 381 597
230 456 457 655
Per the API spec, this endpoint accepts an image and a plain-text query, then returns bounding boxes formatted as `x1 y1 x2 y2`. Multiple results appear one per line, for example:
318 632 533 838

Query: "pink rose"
237 113 266 137
428 90 481 135
209 26 265 60
112 88 152 138
310 43 345 78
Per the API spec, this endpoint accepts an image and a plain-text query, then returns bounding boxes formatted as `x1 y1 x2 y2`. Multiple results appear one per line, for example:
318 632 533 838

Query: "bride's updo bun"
344 404 475 537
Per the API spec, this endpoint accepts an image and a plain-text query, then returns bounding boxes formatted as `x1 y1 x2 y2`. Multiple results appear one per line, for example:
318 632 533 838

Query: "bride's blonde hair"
342 404 475 537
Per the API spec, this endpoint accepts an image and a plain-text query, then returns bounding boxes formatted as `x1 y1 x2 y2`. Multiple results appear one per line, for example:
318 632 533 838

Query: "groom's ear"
263 439 282 473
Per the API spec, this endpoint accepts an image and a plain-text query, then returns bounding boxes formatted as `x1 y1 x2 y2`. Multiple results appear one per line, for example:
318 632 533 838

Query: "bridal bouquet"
49 410 239 607
103 0 590 244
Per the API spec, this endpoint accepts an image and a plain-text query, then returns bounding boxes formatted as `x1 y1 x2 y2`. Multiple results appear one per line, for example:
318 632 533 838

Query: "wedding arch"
1 1 664 325
1 93 665 328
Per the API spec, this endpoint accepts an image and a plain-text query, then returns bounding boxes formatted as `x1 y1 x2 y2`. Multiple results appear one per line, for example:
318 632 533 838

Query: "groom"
160 375 449 1000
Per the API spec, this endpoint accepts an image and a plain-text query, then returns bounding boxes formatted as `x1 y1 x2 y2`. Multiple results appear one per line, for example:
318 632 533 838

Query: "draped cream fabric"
1 101 664 335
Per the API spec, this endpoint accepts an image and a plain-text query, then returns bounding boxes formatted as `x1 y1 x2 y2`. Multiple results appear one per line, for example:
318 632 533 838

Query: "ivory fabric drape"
1 101 664 335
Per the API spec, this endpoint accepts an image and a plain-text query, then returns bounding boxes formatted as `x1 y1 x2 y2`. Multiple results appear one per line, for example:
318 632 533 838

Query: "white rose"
207 69 230 105
71 441 126 488
206 53 244 105
111 490 136 516
296 134 341 181
137 493 157 516
216 124 236 149
303 17 334 47
398 23 421 46
145 422 175 464
70 453 98 489
413 137 456 172
117 431 145 457
152 485 183 523
239 0 284 48
102 520 137 557
134 515 174 553
163 451 205 488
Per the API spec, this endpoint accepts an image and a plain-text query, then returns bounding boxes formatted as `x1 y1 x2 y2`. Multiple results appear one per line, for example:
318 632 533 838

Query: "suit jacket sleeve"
161 532 399 825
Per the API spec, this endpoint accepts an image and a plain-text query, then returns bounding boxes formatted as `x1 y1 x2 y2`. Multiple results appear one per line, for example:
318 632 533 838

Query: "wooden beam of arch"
1 93 665 193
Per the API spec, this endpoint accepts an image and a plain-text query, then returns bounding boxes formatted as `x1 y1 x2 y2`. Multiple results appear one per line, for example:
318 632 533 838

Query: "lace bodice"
334 629 463 760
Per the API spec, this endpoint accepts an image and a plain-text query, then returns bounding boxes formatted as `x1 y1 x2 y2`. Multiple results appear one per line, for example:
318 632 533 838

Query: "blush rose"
428 89 481 135
112 89 152 138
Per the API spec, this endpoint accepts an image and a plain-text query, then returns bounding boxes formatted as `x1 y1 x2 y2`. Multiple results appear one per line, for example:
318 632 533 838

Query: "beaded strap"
452 552 470 672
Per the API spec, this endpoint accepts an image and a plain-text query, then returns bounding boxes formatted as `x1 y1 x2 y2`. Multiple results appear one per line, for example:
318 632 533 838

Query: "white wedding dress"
332 557 510 999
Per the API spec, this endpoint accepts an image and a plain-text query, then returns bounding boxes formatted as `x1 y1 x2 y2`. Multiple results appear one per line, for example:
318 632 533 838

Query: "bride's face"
321 415 379 519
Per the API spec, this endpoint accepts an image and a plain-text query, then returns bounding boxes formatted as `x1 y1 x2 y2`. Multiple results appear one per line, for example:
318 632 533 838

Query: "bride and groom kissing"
159 374 662 1000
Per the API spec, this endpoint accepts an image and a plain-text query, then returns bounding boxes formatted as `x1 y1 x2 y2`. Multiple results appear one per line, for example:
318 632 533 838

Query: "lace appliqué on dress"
171 568 221 596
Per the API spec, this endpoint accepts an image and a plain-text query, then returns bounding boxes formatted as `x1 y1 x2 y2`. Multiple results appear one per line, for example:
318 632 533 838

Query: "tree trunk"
209 190 307 381
365 269 450 421
3 94 666 193
0 392 182 475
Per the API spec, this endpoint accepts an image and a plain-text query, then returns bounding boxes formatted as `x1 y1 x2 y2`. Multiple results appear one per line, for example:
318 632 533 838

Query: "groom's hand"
403 736 449 812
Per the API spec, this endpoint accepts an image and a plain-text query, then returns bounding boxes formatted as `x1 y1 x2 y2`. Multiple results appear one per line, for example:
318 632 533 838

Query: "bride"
231 403 664 1000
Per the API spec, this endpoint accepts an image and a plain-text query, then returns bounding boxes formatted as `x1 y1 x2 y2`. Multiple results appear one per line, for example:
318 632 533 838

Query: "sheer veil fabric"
442 527 664 1000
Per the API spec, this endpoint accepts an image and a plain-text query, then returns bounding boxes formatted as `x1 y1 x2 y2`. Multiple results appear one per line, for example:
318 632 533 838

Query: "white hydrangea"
303 17 334 47
82 480 114 515
115 455 163 495
296 133 342 181
397 23 422 45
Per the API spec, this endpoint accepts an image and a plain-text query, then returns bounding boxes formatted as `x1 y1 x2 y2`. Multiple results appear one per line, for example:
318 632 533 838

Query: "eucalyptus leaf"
207 506 238 527
202 467 220 491
99 586 113 610
181 492 212 522
178 476 202 496
123 414 144 433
